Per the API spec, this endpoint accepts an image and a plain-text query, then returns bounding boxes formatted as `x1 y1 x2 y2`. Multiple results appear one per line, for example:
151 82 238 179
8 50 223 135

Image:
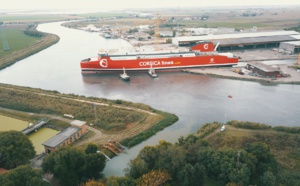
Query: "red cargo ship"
80 41 238 73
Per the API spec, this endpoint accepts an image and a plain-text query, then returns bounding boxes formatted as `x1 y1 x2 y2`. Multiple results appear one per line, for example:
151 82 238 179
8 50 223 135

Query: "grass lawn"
0 27 40 58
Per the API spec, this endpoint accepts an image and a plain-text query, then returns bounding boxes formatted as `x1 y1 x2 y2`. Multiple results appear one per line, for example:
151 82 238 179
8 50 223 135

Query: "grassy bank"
0 26 60 70
121 111 178 147
0 83 178 145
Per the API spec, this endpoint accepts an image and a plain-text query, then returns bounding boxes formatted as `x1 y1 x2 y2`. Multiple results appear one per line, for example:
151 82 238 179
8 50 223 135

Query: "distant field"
0 14 79 22
82 12 129 18
0 27 40 59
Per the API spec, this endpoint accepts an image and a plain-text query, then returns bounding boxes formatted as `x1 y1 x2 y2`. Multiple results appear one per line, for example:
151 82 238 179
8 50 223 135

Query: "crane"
154 13 166 38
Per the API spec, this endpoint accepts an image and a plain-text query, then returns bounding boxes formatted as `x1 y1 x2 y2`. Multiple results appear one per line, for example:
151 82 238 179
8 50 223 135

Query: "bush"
272 126 300 134
121 112 178 147
197 122 221 138
227 120 271 130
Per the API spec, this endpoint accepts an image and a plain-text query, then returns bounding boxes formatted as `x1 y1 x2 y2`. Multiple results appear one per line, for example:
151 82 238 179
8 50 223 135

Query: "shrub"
227 120 271 130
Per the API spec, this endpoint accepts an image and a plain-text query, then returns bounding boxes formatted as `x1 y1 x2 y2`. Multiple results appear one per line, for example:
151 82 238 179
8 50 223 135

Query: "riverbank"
0 83 178 149
183 64 300 85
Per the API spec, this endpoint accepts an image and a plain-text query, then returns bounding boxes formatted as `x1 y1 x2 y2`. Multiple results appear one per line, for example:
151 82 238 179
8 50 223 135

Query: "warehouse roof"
42 127 79 148
173 30 299 43
247 62 280 72
281 41 300 46
211 35 297 46
291 35 300 40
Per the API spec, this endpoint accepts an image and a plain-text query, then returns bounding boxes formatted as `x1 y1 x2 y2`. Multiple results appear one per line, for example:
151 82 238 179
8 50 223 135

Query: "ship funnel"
214 42 220 51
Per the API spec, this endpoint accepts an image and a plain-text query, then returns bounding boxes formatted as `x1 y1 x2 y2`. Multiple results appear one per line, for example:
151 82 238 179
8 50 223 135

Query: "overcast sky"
1 0 300 11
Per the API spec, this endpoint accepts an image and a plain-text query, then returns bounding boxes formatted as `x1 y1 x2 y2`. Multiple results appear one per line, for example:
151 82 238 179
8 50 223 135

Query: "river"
0 21 299 176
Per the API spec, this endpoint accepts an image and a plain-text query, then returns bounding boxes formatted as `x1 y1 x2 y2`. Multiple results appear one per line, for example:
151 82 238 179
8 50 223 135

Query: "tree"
105 176 135 186
228 164 251 185
178 163 206 186
42 146 106 186
136 170 171 186
42 146 85 186
85 143 98 154
0 165 49 186
82 153 106 181
260 171 276 186
0 131 35 169
125 157 149 179
245 142 276 174
84 179 105 186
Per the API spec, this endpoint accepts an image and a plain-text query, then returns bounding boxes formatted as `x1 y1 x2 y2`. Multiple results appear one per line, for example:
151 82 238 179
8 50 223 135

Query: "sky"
1 0 300 11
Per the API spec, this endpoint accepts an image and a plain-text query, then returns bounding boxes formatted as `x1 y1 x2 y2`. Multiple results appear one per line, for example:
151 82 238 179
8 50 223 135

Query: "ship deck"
98 44 191 56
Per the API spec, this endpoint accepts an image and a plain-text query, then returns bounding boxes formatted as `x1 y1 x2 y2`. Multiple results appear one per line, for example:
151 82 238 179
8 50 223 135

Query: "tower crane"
154 13 166 38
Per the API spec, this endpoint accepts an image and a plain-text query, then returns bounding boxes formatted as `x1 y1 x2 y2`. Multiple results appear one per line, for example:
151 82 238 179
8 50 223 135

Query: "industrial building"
246 62 283 78
42 120 87 153
279 41 300 54
172 30 300 52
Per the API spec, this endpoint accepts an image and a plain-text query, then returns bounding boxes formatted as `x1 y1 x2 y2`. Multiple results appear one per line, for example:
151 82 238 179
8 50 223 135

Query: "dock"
21 119 49 135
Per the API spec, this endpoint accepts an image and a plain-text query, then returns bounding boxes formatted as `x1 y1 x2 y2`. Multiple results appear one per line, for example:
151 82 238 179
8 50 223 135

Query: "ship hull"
81 55 238 73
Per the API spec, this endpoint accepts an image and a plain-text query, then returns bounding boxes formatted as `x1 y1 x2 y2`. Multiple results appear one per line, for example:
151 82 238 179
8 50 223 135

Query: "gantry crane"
154 13 166 38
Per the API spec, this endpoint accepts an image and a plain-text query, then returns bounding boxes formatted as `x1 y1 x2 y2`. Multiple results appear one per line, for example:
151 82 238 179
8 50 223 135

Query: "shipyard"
70 8 300 83
1 4 300 185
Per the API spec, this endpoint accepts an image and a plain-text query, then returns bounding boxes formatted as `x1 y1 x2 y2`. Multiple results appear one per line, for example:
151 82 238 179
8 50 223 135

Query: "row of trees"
123 137 277 186
74 133 279 186
0 132 107 186
42 144 106 186
23 24 45 37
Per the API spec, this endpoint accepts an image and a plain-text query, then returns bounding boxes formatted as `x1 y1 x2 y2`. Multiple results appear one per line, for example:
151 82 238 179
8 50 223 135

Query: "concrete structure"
246 62 281 78
42 120 87 153
279 41 300 54
172 31 300 52
22 119 48 135
160 31 173 37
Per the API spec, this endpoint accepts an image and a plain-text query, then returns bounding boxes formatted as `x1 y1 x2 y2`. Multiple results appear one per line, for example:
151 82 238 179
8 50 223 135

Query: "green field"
0 27 40 58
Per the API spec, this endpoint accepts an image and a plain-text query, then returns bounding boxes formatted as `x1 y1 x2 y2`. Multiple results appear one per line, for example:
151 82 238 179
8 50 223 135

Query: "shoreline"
183 65 300 85
182 48 300 85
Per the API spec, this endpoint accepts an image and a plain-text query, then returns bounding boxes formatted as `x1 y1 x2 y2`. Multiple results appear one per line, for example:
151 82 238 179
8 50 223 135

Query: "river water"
0 21 299 176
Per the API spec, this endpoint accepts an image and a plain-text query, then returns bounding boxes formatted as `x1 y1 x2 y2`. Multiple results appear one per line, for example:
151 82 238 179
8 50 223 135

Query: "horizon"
1 0 300 13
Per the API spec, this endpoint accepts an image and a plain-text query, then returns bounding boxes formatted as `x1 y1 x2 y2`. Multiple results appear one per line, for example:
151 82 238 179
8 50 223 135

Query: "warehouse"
42 120 87 153
246 62 281 78
172 31 300 52
279 41 300 54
